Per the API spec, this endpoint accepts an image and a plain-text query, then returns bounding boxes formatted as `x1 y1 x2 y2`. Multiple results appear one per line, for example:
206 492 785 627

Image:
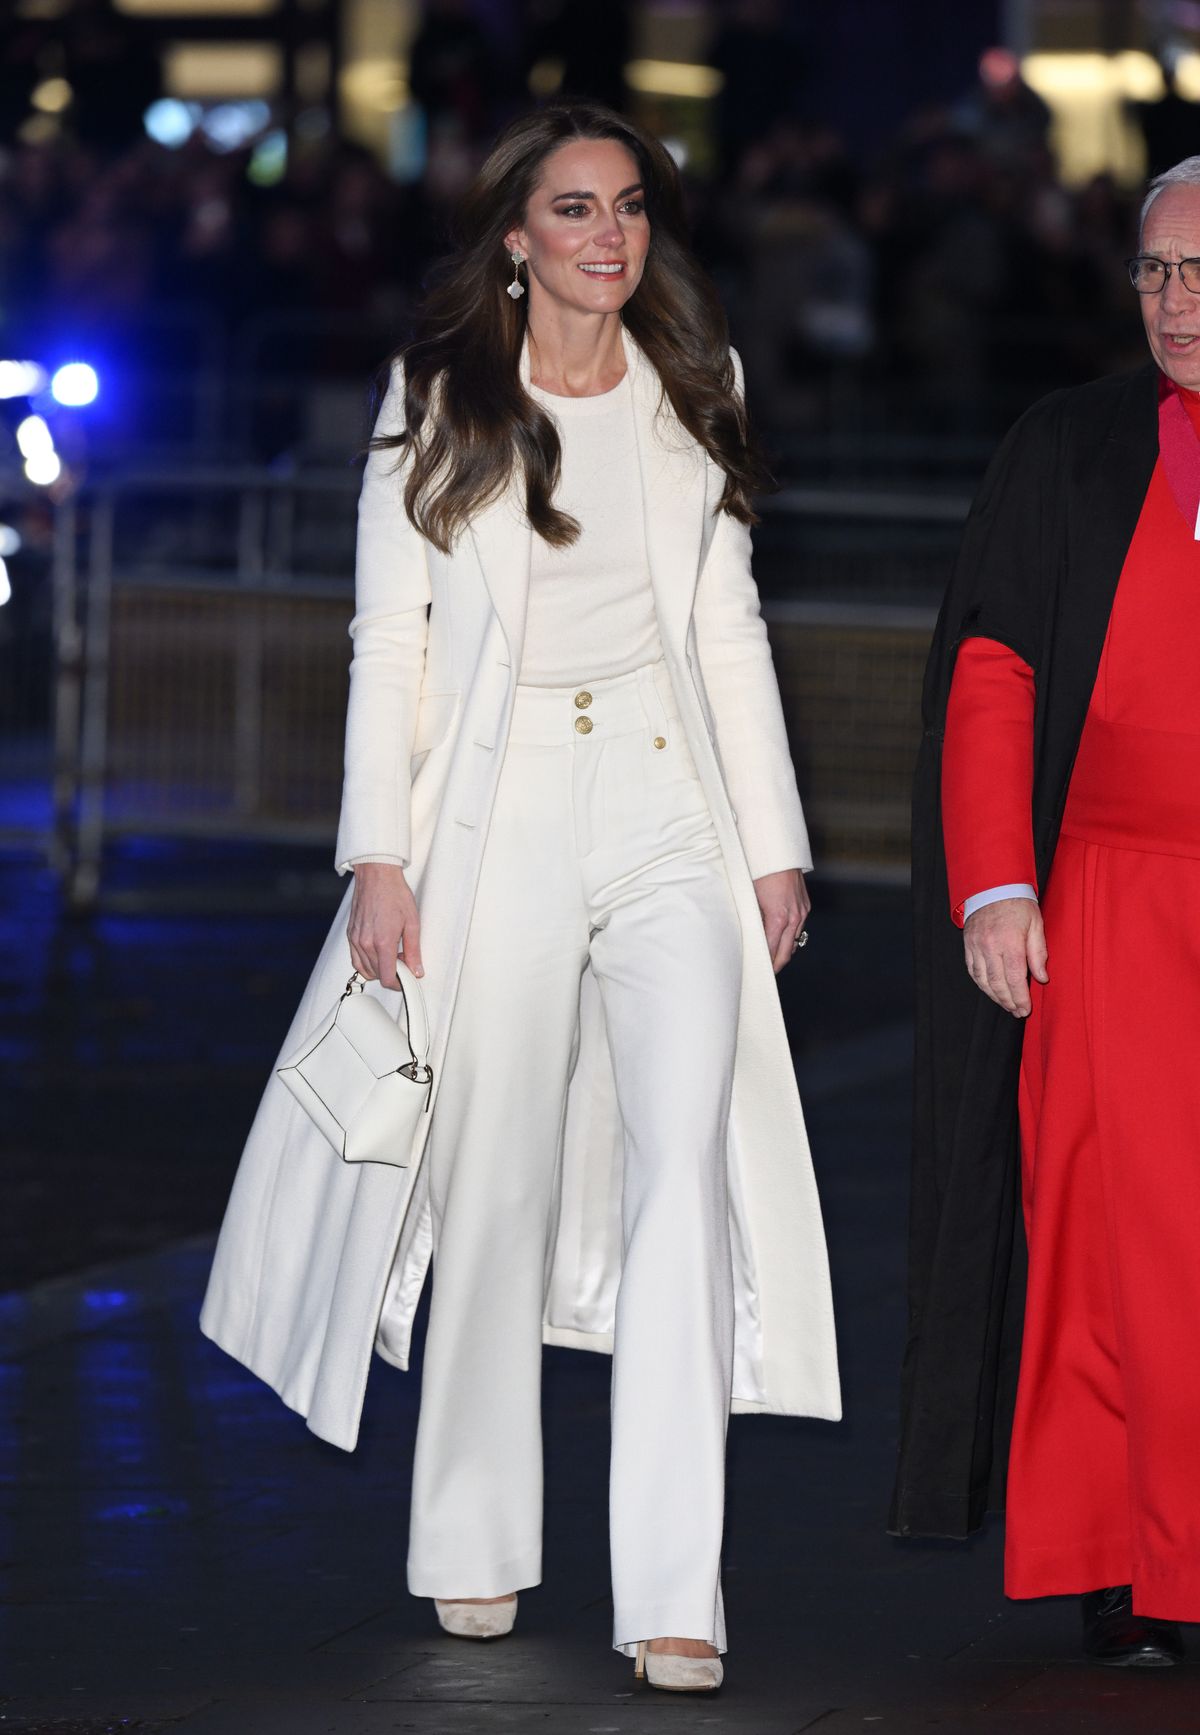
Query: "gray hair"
1141 156 1200 235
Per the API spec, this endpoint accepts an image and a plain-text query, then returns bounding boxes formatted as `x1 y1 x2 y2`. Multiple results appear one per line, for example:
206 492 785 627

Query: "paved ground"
2 846 1198 1732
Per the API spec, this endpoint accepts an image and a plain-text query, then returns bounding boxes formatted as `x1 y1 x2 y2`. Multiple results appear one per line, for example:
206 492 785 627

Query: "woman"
201 101 840 1693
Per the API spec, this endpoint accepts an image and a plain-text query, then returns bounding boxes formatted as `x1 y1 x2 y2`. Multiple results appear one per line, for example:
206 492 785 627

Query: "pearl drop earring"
507 251 526 300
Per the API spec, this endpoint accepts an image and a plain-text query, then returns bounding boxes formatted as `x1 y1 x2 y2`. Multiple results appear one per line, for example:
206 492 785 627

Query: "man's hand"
347 862 423 988
963 897 1048 1018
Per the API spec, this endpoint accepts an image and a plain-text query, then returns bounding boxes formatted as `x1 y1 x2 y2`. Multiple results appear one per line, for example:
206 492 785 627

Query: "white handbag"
276 961 433 1167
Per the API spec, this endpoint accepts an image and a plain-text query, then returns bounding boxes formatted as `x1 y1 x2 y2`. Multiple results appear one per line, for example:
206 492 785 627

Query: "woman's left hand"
753 868 811 974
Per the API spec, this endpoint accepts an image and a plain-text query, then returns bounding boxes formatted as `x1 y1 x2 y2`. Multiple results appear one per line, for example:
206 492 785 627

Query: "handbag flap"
335 990 413 1077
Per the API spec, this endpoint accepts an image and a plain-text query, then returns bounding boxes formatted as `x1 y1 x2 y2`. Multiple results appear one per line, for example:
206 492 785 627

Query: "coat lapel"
465 340 537 669
466 487 531 671
623 328 708 653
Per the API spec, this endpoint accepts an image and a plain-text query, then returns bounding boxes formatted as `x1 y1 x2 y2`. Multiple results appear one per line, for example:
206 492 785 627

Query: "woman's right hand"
347 862 423 987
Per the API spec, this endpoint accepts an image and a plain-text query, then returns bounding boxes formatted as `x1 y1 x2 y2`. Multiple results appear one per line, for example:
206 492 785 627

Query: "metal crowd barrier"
766 599 937 881
50 468 359 904
35 468 961 905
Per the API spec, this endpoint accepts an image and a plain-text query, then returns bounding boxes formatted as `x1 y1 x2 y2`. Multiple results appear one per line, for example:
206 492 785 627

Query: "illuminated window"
163 42 283 100
1022 50 1200 185
115 0 281 15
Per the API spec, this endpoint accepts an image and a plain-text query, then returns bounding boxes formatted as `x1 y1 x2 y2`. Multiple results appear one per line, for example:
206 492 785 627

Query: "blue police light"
51 362 99 407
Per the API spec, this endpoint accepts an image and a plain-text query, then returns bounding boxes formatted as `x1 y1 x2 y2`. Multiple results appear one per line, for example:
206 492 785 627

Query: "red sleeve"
941 636 1037 928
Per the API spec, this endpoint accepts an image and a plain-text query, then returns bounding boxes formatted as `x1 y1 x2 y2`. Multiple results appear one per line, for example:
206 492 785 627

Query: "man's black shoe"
1082 1585 1184 1667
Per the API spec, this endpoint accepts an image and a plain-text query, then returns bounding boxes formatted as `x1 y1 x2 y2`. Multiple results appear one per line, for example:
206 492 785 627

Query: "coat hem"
541 1324 839 1419
542 1323 614 1354
730 1394 841 1421
373 1335 412 1372
200 1311 357 1452
887 1483 992 1540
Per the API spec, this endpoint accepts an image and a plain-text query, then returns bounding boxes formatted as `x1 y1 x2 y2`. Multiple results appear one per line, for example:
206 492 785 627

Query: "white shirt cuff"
962 883 1038 921
340 853 408 873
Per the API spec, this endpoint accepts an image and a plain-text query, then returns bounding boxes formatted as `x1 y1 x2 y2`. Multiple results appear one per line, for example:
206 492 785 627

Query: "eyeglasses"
1127 255 1200 294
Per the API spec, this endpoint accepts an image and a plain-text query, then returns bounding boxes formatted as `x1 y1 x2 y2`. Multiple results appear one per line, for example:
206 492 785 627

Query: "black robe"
890 362 1160 1540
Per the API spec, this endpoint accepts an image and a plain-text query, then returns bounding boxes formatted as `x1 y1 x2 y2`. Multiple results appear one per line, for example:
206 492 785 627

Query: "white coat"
200 328 841 1448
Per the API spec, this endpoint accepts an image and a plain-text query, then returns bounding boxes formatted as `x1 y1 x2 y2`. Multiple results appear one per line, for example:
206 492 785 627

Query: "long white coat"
200 329 841 1448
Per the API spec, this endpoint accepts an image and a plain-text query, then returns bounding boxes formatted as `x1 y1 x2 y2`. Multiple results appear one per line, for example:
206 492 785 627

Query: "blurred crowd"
0 0 1164 455
712 71 1146 439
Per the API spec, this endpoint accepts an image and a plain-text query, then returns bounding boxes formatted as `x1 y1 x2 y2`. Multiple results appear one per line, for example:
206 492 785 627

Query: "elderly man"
892 156 1200 1668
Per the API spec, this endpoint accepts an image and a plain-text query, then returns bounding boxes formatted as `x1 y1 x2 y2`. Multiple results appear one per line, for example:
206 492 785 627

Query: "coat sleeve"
691 350 813 880
334 363 432 875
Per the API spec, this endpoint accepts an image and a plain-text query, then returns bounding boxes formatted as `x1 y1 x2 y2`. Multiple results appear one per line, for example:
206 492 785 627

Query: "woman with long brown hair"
202 100 839 1693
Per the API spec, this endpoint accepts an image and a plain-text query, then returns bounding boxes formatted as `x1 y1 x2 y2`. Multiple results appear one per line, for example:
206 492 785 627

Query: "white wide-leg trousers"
406 661 742 1653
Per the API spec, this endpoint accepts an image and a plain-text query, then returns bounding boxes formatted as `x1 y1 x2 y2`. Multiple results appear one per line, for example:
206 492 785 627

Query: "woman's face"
505 138 650 319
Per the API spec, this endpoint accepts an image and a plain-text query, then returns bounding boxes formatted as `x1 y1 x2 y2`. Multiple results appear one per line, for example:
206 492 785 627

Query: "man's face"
1139 183 1200 391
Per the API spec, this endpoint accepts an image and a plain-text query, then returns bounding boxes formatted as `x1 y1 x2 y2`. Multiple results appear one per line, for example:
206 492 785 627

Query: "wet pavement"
2 845 1198 1731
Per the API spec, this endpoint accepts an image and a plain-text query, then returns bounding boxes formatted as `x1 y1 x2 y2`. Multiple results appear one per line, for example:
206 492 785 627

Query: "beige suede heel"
634 1640 723 1692
434 1595 518 1639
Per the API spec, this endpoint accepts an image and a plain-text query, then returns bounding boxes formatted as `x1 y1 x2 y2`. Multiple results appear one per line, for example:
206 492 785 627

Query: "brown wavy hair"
373 101 772 554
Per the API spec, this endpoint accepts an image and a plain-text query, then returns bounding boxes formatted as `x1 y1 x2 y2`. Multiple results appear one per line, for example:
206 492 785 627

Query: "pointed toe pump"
434 1595 518 1640
634 1641 724 1693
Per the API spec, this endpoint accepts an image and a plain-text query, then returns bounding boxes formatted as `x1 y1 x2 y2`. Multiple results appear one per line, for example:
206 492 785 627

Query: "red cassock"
942 386 1200 1620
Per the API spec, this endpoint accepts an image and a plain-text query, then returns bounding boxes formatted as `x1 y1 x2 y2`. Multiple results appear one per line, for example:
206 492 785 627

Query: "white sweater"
521 372 662 686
